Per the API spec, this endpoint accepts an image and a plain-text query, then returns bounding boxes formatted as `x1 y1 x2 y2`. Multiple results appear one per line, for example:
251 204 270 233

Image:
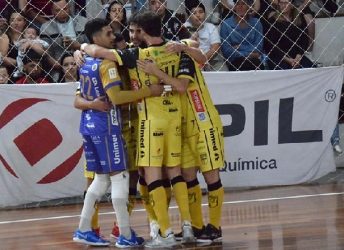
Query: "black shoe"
193 226 212 243
174 231 183 241
205 224 222 242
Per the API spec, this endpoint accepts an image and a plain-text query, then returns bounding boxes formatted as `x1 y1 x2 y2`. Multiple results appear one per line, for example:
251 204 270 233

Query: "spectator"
2 11 27 72
18 0 53 25
40 0 88 61
0 66 12 84
148 0 190 40
220 0 264 71
58 52 78 83
264 0 314 69
105 1 130 42
184 1 228 71
14 25 57 78
15 49 51 84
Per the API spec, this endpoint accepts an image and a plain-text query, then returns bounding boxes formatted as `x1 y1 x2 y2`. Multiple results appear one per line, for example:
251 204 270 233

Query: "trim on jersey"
104 80 122 91
203 130 215 171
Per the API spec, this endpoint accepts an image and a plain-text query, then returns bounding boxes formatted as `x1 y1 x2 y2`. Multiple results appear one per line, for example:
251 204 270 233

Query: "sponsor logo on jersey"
110 109 118 126
190 89 205 112
112 134 121 164
153 131 163 136
108 68 117 79
198 112 206 121
92 64 98 71
163 99 172 105
92 77 98 86
169 108 178 112
139 120 145 148
209 128 218 151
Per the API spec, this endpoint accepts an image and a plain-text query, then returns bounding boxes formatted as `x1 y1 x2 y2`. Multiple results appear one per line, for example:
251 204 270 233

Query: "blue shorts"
82 133 128 174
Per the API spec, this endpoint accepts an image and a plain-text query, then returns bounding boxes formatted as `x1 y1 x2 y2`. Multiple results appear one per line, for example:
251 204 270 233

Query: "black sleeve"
177 52 195 78
116 47 139 68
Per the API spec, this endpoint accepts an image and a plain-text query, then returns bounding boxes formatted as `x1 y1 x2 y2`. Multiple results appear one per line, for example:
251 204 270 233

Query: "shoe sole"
73 237 110 246
116 242 142 248
181 237 196 244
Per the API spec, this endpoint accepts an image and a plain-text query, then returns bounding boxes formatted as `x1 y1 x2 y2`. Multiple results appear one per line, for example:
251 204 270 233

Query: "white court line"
1 191 343 225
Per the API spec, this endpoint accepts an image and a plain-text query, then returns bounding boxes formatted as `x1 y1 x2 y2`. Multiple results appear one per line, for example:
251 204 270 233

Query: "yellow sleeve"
99 60 122 91
110 49 124 66
99 59 151 105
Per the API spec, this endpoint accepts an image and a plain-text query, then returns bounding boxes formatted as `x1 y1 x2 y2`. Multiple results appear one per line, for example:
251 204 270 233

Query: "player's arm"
137 53 195 94
74 95 112 111
166 40 207 65
81 43 118 62
100 61 163 105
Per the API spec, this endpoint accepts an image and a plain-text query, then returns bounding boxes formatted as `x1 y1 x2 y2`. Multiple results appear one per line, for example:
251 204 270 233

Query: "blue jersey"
78 57 123 135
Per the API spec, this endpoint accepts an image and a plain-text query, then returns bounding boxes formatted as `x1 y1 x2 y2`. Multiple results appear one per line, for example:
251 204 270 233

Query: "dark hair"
22 49 41 65
114 32 124 43
58 51 76 82
25 24 40 36
185 0 205 16
84 18 110 44
135 11 162 37
128 12 139 26
106 1 127 26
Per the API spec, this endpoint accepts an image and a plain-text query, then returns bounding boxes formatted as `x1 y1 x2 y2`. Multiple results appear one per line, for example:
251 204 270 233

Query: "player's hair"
135 11 162 37
128 12 139 26
84 18 110 44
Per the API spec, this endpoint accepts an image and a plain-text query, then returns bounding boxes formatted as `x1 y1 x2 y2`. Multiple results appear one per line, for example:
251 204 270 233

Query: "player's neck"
145 36 164 46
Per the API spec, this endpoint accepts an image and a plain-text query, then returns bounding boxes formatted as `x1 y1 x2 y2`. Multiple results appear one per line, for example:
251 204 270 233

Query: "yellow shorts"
182 123 224 173
122 118 138 171
84 161 95 179
136 118 181 167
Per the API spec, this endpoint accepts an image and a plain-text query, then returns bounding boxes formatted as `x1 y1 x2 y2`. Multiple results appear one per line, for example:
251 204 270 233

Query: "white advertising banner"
202 66 344 187
0 67 343 207
0 83 85 207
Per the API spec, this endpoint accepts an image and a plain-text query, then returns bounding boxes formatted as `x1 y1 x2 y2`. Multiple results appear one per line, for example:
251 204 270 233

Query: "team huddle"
72 10 225 248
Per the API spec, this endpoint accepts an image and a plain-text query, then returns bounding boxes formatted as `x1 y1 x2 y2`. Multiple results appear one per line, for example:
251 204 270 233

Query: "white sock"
79 174 110 232
110 172 131 239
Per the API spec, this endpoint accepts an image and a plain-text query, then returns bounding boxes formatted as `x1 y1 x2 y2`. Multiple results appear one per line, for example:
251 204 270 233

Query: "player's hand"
90 97 112 112
166 41 186 53
137 59 159 75
74 50 85 67
148 84 164 97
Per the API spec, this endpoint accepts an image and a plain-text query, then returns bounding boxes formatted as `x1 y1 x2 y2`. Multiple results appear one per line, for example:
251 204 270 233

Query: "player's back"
78 57 122 136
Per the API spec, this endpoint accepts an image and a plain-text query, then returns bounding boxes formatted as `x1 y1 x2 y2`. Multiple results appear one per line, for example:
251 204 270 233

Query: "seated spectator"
0 66 12 84
40 0 88 61
264 0 314 69
15 49 51 84
148 0 190 40
14 25 54 78
18 0 53 25
58 52 78 83
184 1 228 71
2 11 27 72
105 1 130 42
220 0 264 71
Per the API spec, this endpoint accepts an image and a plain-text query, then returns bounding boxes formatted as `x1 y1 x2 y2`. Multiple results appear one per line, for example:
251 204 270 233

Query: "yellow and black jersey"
111 41 194 120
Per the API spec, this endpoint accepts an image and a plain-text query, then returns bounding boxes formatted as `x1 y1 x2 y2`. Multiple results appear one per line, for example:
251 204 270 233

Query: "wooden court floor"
1 182 344 249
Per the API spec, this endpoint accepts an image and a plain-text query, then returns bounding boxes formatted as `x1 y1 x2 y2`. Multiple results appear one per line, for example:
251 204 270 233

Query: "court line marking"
1 191 343 225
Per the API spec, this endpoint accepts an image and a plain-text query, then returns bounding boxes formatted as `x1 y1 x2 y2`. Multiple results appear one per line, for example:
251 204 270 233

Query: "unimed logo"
0 98 83 184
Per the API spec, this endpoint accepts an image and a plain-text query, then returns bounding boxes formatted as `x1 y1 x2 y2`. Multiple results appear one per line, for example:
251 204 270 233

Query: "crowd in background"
0 0 341 84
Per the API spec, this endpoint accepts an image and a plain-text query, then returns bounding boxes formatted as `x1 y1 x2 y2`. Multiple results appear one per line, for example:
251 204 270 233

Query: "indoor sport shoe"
204 224 222 242
144 231 179 248
92 227 100 236
73 229 110 246
115 230 145 248
193 226 212 243
333 144 343 155
149 220 160 239
110 223 120 239
181 221 196 243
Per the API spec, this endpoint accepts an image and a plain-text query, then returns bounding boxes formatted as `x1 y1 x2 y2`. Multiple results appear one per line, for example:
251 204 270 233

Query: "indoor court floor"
1 170 344 249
